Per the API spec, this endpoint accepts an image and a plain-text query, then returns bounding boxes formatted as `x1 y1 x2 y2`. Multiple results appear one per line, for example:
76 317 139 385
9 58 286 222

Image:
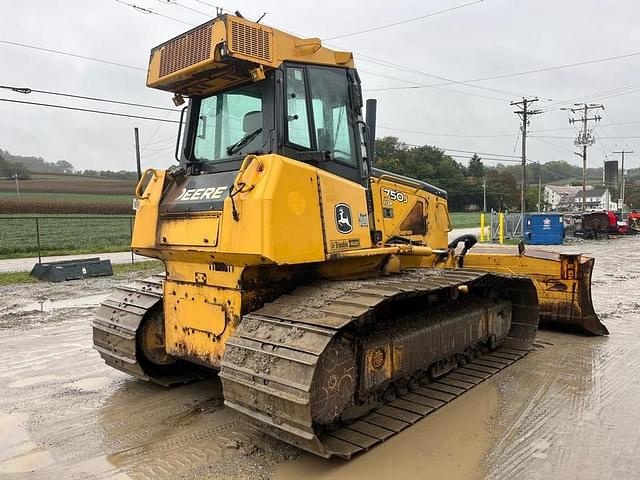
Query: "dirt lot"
1 237 639 480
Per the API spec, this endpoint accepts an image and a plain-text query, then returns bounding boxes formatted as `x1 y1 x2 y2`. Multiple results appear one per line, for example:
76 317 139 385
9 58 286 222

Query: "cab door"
282 64 364 185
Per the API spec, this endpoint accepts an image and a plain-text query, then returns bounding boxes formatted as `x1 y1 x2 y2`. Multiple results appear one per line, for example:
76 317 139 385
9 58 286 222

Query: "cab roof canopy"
147 14 354 96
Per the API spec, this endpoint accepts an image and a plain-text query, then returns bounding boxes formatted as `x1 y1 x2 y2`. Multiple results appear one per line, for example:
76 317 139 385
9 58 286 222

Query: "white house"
572 188 617 211
544 185 592 211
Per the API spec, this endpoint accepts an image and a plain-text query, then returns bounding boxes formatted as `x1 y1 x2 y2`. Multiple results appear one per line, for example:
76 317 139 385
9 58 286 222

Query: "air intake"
159 23 213 78
228 18 272 62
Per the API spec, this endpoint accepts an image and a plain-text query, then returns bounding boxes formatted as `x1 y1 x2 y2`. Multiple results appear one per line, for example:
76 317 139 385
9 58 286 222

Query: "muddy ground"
1 237 639 480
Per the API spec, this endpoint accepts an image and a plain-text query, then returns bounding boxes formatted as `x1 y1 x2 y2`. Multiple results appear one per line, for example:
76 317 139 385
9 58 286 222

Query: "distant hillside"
0 149 73 174
1 148 139 180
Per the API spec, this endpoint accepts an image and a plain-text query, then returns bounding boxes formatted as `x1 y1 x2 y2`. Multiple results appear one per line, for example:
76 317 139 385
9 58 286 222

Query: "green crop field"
0 215 133 258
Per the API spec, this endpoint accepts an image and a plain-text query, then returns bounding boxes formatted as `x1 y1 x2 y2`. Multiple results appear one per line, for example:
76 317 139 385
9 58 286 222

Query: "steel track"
92 274 210 386
220 269 538 458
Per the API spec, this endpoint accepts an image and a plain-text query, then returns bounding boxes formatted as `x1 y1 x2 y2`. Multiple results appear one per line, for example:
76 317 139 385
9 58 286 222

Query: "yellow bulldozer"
93 14 607 458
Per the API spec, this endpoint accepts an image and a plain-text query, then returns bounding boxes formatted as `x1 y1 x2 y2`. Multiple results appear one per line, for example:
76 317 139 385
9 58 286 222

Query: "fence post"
479 213 485 242
488 210 493 243
499 212 505 244
129 217 134 264
35 218 42 264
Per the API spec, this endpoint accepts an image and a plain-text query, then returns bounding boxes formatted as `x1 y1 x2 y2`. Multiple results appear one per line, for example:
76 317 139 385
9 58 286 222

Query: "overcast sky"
1 0 639 173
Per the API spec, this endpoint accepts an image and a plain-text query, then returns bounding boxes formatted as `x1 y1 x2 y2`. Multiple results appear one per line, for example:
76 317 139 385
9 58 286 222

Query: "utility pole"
511 98 541 219
612 149 633 211
563 103 603 212
13 171 19 198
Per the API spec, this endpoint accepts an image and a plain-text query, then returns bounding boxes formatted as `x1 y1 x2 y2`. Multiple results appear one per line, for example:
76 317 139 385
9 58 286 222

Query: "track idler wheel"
136 307 179 375
310 339 357 426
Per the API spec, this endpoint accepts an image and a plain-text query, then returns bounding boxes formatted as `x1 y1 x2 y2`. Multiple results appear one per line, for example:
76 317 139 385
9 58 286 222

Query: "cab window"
285 65 356 166
193 82 265 162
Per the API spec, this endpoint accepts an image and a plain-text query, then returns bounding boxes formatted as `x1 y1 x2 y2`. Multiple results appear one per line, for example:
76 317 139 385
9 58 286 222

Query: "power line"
0 97 180 123
359 69 509 101
282 21 529 98
356 54 529 97
444 148 519 158
448 154 521 163
141 135 177 147
192 0 229 13
113 0 196 26
385 140 527 161
532 135 640 139
542 82 640 111
157 0 213 18
325 0 484 40
530 136 575 155
378 125 517 138
367 50 640 93
0 85 178 112
0 39 145 72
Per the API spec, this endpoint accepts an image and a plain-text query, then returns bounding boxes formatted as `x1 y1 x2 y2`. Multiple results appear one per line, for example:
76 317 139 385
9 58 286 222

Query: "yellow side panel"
217 154 327 264
158 215 220 247
369 176 449 250
318 172 371 254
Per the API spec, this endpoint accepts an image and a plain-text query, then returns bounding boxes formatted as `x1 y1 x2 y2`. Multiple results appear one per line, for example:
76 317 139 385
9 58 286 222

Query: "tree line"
0 148 138 181
374 136 640 211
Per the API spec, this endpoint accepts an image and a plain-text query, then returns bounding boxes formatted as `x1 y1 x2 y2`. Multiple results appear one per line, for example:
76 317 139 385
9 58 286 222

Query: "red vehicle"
628 211 640 234
576 211 626 238
606 211 628 235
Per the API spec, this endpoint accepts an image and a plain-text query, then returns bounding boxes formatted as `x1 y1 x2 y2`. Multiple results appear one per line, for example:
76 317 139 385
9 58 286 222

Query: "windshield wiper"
226 128 262 156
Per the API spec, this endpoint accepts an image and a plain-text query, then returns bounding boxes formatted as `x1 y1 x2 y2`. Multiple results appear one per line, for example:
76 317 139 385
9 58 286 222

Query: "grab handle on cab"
233 154 260 194
135 168 158 199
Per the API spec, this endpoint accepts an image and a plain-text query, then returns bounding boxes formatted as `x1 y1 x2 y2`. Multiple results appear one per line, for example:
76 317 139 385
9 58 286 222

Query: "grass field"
0 215 133 258
449 212 481 229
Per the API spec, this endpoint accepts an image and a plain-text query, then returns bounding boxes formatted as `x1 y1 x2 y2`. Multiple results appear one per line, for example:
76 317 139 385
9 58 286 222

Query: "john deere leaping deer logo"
334 203 353 234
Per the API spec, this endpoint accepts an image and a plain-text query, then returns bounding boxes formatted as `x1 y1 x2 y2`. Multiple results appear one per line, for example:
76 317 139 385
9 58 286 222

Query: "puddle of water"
1 449 55 474
14 293 108 313
275 383 499 480
0 413 31 462
72 376 114 392
0 413 54 474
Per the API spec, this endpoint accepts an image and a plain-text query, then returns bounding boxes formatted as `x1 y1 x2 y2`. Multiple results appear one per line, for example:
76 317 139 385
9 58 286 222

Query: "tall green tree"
467 154 484 178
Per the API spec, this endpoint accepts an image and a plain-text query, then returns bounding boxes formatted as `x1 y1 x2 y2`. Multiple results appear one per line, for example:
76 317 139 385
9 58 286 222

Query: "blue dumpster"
524 213 564 245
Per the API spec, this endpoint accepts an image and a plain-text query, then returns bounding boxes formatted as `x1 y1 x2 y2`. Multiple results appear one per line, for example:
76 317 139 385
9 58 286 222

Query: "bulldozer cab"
181 62 368 185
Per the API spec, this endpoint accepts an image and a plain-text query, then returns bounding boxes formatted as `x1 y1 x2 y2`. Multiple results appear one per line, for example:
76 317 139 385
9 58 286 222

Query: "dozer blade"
463 246 608 336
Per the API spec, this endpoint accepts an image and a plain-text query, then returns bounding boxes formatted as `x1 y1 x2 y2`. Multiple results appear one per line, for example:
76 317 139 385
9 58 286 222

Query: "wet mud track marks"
0 275 295 480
